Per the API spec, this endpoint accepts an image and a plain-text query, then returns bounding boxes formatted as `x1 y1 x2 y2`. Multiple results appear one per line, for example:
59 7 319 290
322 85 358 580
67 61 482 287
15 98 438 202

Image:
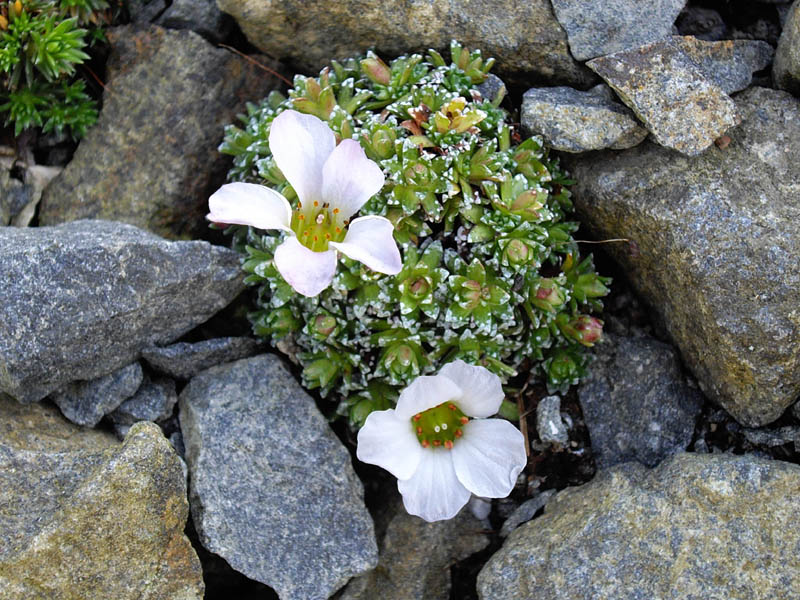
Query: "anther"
297 201 302 208
433 440 441 447
416 426 423 434
322 202 329 208
325 233 331 239
444 440 454 449
335 227 342 233
421 440 429 448
333 208 340 214
455 429 463 438
460 416 469 425
413 414 422 421
313 235 318 241
448 404 456 410
314 201 319 207
298 214 305 220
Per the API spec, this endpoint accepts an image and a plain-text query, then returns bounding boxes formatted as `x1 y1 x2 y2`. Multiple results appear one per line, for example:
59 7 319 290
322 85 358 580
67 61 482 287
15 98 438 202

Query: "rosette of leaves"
0 0 113 137
220 42 610 427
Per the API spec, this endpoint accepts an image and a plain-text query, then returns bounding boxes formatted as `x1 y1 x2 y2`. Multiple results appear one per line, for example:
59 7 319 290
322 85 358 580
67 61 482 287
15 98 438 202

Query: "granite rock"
521 86 647 152
535 395 570 446
141 336 263 380
551 0 687 60
478 453 800 599
0 398 203 599
774 0 800 94
587 38 739 155
563 87 800 426
155 0 232 41
676 36 773 94
578 333 703 468
341 495 490 600
179 354 377 599
38 25 283 239
0 220 244 403
499 489 556 538
675 6 726 41
52 362 143 427
216 0 593 87
109 375 178 437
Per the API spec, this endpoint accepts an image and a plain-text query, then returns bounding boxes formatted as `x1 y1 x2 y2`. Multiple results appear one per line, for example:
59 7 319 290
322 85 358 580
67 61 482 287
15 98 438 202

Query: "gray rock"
499 489 556 538
563 87 800 427
478 453 800 599
179 354 377 599
0 220 244 404
536 395 570 446
126 0 167 23
141 336 263 380
587 38 739 155
476 73 507 104
216 0 594 87
52 362 143 427
793 401 800 422
774 0 800 94
38 25 284 239
550 0 687 61
109 375 177 432
578 333 703 468
0 397 203 598
521 86 647 152
675 6 726 41
742 426 800 448
675 36 774 94
156 0 232 41
341 495 490 600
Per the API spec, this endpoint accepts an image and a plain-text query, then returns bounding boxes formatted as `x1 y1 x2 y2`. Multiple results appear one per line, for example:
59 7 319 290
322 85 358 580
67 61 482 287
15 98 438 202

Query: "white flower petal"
329 216 401 275
397 449 471 522
207 182 292 231
356 409 423 480
273 236 337 297
395 374 463 421
451 419 526 499
439 360 505 418
268 110 335 205
321 138 385 220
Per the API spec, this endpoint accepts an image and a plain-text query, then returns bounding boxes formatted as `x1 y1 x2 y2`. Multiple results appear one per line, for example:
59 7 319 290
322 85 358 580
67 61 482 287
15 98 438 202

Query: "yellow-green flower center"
290 201 348 252
411 401 469 449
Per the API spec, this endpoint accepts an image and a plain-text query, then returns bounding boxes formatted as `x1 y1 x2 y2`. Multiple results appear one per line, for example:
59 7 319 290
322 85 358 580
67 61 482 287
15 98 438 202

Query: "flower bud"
406 276 431 300
546 350 579 383
558 314 603 347
503 239 530 266
574 273 610 299
312 313 337 337
371 128 396 159
361 56 391 85
303 358 339 389
531 279 566 312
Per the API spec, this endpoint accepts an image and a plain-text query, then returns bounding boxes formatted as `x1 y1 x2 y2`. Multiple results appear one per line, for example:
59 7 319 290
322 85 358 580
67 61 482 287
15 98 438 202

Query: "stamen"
433 440 441 446
313 236 318 241
460 416 469 425
455 429 463 438
421 440 429 448
297 201 302 208
325 233 331 240
322 202 329 208
313 201 319 207
444 440 454 449
298 214 305 220
413 414 422 421
416 426 423 434
335 227 342 233
448 404 456 410
333 208 340 214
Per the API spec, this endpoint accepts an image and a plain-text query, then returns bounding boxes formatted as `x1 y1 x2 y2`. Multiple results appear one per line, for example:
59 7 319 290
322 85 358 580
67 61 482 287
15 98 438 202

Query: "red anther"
416 426 423 434
460 416 469 425
454 429 463 438
313 201 319 206
413 413 422 421
433 440 441 447
444 440 454 449
421 440 430 448
448 403 456 410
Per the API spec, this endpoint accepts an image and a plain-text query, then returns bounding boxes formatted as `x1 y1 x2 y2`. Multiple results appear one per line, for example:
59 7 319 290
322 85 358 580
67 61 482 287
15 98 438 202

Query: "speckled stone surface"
587 38 739 155
563 87 800 427
38 25 282 239
141 336 263 380
341 495 490 600
675 36 773 94
216 0 594 86
774 0 800 94
0 398 203 599
478 453 800 599
535 395 569 446
0 220 244 403
578 333 703 468
521 86 647 152
179 354 377 599
109 374 177 428
551 0 686 60
52 362 143 427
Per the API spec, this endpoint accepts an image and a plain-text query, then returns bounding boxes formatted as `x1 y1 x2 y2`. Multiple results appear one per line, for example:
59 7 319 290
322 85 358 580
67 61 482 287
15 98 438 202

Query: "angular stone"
521 86 647 152
0 220 244 403
563 87 800 426
774 0 800 94
578 333 703 468
156 0 232 42
216 0 593 87
180 354 377 599
675 6 726 41
551 0 686 60
141 336 263 380
478 453 800 599
0 398 203 599
52 362 143 427
499 489 556 538
109 375 177 432
38 25 283 239
341 496 490 600
675 36 773 94
536 395 569 446
587 38 739 155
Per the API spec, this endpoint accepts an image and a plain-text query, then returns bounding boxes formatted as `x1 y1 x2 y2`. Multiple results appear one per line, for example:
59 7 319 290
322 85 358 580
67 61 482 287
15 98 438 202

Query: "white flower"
357 360 527 522
207 110 402 297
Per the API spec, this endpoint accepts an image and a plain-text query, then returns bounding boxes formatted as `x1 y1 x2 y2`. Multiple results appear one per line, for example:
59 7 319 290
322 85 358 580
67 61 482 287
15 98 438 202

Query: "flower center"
290 201 348 252
411 401 469 449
